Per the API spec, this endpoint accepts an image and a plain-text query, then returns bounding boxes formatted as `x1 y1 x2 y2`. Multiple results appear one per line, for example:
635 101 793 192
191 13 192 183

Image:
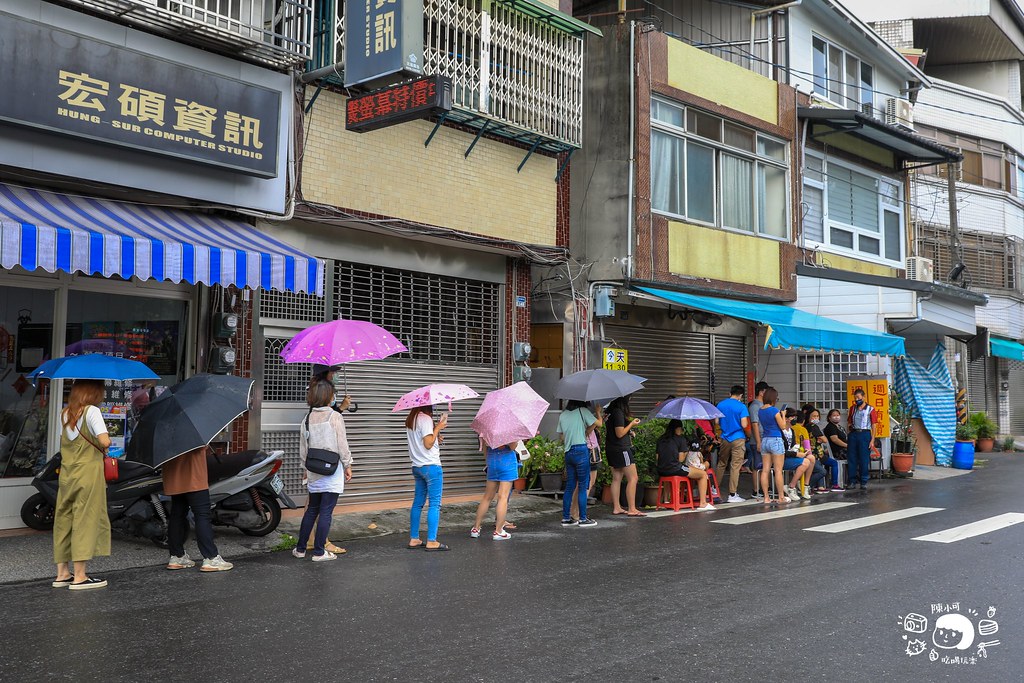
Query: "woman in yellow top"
52 380 112 590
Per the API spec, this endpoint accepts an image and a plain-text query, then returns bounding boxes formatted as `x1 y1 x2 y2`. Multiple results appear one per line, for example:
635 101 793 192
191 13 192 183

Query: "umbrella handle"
346 402 358 413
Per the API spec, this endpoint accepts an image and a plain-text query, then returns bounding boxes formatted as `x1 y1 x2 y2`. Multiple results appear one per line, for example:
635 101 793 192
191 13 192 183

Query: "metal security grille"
915 224 1020 291
711 335 749 403
604 325 713 415
1008 361 1024 434
488 4 584 146
62 0 314 67
263 336 315 402
798 353 869 412
261 429 304 493
968 356 995 415
425 0 485 112
259 285 327 322
334 261 499 365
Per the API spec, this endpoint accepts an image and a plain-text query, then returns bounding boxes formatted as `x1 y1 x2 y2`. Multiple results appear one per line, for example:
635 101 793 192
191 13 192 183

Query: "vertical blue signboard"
344 0 425 88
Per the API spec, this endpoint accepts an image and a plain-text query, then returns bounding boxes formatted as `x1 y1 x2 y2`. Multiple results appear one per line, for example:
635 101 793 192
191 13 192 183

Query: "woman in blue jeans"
557 400 601 527
405 405 449 551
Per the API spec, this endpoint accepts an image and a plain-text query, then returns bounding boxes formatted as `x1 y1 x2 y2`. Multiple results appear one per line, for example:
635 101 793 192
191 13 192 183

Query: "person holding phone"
406 405 449 551
605 395 646 516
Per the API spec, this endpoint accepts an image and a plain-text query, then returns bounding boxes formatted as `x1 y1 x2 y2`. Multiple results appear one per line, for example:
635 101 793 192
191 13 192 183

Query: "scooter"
20 449 297 544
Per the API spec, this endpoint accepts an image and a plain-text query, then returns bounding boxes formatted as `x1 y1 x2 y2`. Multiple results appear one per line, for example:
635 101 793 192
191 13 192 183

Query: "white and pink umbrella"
280 319 407 366
471 382 550 448
391 383 480 412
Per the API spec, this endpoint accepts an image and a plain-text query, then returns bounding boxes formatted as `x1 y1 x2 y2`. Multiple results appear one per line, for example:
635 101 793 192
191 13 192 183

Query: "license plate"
270 473 284 494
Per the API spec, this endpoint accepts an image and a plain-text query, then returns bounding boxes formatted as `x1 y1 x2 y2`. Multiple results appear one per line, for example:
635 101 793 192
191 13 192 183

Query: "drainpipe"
750 1 802 74
626 22 636 281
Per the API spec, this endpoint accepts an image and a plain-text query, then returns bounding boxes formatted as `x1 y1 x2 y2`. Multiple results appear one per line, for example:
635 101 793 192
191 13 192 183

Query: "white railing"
57 0 314 68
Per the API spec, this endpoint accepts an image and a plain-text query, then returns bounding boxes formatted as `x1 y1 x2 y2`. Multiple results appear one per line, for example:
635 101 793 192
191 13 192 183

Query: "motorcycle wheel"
150 533 169 549
21 493 55 531
239 492 282 536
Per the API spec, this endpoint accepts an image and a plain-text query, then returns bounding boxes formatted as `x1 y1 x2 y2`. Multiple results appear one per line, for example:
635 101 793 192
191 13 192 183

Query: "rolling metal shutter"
968 356 994 415
604 326 748 415
1008 361 1024 435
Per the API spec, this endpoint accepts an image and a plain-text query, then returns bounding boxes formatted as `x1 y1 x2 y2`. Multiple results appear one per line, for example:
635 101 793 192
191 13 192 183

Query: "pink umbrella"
280 319 407 366
471 382 550 448
391 383 480 412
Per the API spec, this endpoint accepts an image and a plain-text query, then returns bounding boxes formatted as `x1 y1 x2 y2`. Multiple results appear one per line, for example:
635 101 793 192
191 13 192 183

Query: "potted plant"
524 435 564 492
967 412 998 453
953 423 977 470
889 391 915 474
630 419 666 508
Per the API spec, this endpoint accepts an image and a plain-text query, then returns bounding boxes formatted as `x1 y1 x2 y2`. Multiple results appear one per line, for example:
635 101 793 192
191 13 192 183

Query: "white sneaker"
785 487 800 502
311 551 337 562
700 503 716 511
166 554 195 570
291 548 306 559
200 555 234 572
470 527 481 538
492 530 512 541
801 489 811 500
726 494 745 503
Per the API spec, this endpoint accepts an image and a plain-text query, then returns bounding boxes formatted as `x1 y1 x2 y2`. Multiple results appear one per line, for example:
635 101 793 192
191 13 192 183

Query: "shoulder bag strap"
76 411 107 455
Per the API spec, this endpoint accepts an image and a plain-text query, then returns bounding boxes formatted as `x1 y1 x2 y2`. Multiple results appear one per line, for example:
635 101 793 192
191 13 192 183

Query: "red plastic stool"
707 470 721 502
657 476 696 511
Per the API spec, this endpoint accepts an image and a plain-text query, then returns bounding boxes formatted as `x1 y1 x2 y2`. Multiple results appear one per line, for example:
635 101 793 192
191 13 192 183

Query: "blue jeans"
821 457 840 486
562 445 590 521
809 462 826 488
410 465 444 542
848 431 871 485
298 491 339 556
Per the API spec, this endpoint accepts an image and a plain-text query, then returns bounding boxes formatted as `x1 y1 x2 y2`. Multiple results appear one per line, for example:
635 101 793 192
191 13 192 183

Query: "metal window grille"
310 0 583 146
258 281 327 322
915 223 1020 291
60 0 314 68
334 261 499 365
263 336 315 402
798 353 868 412
261 429 304 494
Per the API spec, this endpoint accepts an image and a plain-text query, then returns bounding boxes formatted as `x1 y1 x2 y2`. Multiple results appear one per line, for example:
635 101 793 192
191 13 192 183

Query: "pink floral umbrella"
280 319 407 366
471 382 550 448
391 383 480 412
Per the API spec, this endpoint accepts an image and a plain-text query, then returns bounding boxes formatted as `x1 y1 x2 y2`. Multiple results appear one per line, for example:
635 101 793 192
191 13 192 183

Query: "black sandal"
407 542 424 549
423 543 450 552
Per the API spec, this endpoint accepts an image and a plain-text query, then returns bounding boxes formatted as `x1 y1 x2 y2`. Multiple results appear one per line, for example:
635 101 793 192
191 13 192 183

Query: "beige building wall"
302 89 558 246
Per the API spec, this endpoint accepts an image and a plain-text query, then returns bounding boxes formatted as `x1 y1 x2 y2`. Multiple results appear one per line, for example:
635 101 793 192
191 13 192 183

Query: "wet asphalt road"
2 455 1022 683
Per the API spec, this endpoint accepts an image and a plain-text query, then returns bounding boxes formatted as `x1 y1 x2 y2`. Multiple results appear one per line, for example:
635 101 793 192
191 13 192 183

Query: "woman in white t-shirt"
406 405 449 551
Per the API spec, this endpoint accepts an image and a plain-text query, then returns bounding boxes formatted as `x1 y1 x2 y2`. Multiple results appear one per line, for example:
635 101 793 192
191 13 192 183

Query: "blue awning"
990 336 1024 361
636 286 906 357
0 183 323 295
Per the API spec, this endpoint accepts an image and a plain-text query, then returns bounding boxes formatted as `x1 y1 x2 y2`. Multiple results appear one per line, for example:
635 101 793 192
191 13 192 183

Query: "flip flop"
407 542 424 549
325 544 347 554
503 522 518 530
626 511 647 517
423 543 450 552
612 510 627 515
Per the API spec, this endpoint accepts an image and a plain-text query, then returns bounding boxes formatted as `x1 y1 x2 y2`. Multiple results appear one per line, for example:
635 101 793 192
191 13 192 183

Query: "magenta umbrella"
392 383 480 412
471 382 550 448
280 319 407 394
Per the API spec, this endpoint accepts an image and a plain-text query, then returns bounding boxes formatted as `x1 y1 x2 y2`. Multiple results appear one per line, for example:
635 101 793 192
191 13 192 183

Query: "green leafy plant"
631 418 669 487
967 412 998 440
890 390 915 453
1000 436 1016 452
271 533 297 552
522 435 564 487
955 423 977 442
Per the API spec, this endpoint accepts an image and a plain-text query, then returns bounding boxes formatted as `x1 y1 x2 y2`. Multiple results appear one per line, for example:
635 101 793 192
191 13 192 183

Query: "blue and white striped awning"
0 183 323 295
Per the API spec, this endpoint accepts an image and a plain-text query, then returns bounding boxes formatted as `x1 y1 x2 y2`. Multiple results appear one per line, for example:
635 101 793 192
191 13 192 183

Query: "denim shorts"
761 436 785 455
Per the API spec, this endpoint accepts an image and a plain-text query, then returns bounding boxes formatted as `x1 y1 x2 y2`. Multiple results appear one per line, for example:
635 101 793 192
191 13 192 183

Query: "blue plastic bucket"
952 441 975 470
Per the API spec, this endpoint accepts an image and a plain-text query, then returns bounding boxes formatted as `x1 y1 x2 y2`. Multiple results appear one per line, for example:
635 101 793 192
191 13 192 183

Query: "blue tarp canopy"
893 344 956 467
636 286 906 357
990 336 1024 361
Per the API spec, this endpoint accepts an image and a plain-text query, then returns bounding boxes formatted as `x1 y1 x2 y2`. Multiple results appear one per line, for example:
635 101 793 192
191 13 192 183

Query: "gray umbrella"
126 374 253 468
555 369 646 403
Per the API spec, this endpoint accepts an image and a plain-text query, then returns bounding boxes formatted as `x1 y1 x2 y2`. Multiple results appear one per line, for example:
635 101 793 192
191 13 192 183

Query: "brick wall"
504 259 532 385
302 88 558 247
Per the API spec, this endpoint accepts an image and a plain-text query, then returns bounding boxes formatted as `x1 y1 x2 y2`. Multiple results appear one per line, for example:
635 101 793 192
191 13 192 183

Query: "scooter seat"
206 450 268 484
113 460 156 482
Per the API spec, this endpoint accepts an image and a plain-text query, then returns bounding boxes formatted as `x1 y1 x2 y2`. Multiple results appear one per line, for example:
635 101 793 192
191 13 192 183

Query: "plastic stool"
657 476 695 511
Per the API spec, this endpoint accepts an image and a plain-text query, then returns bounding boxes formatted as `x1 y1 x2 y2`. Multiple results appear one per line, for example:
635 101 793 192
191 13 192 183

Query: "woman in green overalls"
52 379 112 590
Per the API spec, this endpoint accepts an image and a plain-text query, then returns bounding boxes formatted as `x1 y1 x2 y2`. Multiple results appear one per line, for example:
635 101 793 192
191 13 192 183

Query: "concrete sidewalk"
0 491 566 585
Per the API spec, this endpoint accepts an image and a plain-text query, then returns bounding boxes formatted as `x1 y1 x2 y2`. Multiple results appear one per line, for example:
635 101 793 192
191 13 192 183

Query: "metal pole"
947 162 968 393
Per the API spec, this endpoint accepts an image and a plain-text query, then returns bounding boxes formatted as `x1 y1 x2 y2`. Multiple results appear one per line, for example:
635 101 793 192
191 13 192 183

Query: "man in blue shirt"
714 385 751 503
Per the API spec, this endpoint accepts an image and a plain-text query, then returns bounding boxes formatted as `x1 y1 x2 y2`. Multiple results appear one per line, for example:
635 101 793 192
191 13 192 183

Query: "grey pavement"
1 455 1023 682
0 490 565 584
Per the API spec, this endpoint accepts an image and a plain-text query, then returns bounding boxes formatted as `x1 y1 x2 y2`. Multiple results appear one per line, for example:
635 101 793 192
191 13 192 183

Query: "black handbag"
303 408 341 475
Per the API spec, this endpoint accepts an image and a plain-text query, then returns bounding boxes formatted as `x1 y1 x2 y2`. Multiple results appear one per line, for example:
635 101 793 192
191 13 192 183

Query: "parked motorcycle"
20 449 296 544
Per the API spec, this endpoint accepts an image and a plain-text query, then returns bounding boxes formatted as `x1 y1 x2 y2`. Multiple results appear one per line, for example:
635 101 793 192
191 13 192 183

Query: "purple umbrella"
280 319 407 392
647 396 724 421
471 382 550 448
392 383 479 412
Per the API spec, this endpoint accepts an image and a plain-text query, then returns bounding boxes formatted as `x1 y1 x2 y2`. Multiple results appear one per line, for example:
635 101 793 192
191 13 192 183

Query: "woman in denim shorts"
757 387 789 505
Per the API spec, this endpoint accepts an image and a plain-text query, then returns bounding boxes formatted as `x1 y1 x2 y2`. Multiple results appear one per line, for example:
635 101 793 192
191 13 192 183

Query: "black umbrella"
126 374 253 468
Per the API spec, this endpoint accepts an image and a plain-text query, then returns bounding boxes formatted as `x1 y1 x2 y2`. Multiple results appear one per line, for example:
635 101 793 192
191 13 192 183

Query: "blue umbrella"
28 354 159 381
648 396 724 420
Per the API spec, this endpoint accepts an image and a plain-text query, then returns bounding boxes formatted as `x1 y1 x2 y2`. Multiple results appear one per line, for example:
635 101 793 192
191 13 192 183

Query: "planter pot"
513 477 527 491
952 440 975 470
643 485 660 507
891 453 914 474
539 472 563 492
600 485 613 505
977 437 995 453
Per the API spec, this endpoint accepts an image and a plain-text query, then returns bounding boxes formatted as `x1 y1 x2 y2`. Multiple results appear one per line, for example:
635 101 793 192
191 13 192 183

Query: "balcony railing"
56 0 314 69
310 0 586 151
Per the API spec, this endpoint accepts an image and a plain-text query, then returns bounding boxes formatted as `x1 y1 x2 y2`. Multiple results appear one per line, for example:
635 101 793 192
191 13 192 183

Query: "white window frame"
650 97 791 240
803 152 904 267
811 34 874 113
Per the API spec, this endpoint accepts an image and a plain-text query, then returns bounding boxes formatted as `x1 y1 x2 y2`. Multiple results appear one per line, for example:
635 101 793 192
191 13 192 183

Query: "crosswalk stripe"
710 502 857 525
804 507 944 533
912 513 1024 543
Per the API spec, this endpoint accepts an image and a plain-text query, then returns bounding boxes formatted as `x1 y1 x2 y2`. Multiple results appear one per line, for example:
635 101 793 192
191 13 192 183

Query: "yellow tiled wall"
302 89 558 246
667 220 782 289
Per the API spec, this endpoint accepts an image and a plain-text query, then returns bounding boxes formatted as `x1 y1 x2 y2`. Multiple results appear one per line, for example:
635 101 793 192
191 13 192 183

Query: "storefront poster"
101 405 127 458
79 321 179 375
847 377 890 438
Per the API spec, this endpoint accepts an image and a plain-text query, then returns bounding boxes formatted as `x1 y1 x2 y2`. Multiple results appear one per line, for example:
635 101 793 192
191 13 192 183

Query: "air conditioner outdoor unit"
906 256 934 283
885 97 914 130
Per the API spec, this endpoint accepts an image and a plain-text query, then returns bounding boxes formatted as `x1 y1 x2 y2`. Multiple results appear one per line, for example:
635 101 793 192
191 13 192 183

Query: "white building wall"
913 178 1024 239
977 294 1024 339
794 275 916 332
915 81 1024 151
841 0 997 23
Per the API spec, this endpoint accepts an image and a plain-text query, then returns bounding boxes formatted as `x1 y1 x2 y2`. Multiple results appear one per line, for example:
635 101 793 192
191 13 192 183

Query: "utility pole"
947 160 968 394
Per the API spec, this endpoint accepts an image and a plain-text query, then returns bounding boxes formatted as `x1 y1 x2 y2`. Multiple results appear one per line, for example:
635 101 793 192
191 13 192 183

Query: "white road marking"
805 507 944 533
912 513 1024 543
645 500 763 518
710 502 857 525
